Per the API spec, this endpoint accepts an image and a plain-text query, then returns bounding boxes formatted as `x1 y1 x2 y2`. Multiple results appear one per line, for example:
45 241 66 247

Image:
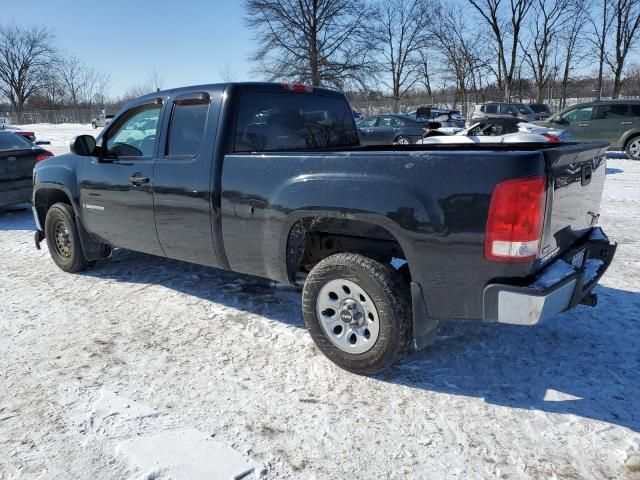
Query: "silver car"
91 114 114 129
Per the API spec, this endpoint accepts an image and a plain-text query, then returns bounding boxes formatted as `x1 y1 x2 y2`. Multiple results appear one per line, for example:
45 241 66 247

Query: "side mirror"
70 135 97 156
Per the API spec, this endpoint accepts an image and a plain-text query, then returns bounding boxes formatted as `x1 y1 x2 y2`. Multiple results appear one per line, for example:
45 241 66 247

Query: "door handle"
621 121 633 125
578 123 590 127
129 174 149 186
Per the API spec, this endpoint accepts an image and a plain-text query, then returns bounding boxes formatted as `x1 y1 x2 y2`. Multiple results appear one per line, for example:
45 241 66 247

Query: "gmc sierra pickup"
32 82 616 374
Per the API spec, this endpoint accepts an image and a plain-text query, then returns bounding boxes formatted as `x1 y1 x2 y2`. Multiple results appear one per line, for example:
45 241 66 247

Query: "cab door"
79 99 165 255
557 105 595 142
153 90 221 267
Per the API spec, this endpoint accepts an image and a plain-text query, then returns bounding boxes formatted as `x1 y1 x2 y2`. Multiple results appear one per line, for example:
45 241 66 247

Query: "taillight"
541 133 561 143
485 176 547 263
35 151 54 162
280 83 313 92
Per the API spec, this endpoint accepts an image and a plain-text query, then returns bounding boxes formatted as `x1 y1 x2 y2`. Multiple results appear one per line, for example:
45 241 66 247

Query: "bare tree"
466 0 535 101
589 0 615 99
244 0 375 88
372 0 430 111
558 0 589 108
430 3 481 114
148 67 163 91
521 0 570 103
607 0 640 97
418 50 435 105
219 59 235 82
58 54 84 106
0 24 56 111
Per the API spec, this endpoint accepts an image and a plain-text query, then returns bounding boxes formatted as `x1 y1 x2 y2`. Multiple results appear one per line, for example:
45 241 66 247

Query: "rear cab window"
234 91 359 152
166 96 209 158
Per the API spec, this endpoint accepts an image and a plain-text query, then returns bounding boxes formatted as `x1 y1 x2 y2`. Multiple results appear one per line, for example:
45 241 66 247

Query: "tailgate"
539 141 609 266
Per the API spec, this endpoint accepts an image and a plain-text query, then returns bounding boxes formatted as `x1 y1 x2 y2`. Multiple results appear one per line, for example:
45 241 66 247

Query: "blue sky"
3 0 256 97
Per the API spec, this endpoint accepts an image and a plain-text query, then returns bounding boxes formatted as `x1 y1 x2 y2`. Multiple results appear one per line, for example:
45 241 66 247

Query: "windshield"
515 104 535 114
234 92 359 152
0 132 33 151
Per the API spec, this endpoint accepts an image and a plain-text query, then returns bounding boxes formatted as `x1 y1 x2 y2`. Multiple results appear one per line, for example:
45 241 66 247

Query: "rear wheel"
44 202 89 273
625 136 640 160
302 253 412 375
395 136 411 145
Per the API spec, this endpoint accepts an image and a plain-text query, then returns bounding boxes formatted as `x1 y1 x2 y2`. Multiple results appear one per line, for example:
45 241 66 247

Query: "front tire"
625 136 640 160
302 253 412 375
44 202 89 273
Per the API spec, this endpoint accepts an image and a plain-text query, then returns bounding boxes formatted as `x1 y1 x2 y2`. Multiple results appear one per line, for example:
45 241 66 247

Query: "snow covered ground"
1 124 639 479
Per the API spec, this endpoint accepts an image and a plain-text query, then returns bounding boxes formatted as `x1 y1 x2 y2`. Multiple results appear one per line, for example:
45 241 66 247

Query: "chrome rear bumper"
483 228 616 325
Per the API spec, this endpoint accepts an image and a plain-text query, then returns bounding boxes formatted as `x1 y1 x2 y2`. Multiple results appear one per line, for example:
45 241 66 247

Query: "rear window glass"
0 132 33 151
631 105 640 116
234 92 359 152
595 104 633 119
485 105 498 114
166 102 209 157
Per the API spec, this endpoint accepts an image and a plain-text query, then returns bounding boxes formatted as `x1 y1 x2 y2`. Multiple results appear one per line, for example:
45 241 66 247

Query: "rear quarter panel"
220 149 546 320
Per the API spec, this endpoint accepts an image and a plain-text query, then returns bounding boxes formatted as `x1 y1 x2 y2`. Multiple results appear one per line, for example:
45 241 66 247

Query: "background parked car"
357 114 426 145
91 113 114 129
418 117 570 144
536 100 640 159
471 102 540 122
529 103 553 119
0 131 53 210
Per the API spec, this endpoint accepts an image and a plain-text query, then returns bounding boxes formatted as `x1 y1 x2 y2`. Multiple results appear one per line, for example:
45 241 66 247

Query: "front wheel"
44 202 89 273
625 136 640 160
302 253 413 375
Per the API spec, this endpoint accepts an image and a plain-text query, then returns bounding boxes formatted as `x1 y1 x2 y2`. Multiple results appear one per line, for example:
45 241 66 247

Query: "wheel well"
34 189 73 232
286 217 410 283
624 133 640 150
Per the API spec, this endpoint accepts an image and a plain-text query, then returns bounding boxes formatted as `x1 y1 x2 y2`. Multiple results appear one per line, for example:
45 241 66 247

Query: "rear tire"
625 136 640 160
302 253 412 375
91 122 97 129
44 202 89 273
395 136 411 145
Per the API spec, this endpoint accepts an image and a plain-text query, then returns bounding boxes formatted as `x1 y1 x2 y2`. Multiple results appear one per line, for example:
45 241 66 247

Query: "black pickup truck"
32 82 616 374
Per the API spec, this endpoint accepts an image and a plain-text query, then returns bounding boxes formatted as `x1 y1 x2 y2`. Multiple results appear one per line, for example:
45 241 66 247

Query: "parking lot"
1 126 639 479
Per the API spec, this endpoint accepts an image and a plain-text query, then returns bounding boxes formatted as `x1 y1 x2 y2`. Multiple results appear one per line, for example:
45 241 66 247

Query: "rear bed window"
234 92 359 152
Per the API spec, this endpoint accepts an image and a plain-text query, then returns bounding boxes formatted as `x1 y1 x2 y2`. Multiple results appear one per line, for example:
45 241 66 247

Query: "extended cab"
32 82 616 374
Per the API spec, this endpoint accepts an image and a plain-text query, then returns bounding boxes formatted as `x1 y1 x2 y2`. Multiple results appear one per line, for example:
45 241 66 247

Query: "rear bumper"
483 228 616 325
0 187 32 209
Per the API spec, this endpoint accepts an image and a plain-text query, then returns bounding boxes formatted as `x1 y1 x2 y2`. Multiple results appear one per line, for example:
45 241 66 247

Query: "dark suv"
537 100 640 160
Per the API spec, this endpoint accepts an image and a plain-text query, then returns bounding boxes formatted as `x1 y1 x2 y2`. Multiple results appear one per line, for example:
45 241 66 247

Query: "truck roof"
136 82 346 102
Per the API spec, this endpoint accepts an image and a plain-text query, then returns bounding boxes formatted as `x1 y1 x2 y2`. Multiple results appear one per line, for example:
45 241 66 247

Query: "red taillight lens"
280 82 313 92
541 133 561 143
35 151 54 162
485 176 547 262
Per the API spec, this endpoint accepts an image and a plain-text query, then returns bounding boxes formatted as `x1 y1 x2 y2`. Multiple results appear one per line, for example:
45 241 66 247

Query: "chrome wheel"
53 220 72 258
315 278 380 354
629 139 640 159
396 137 410 145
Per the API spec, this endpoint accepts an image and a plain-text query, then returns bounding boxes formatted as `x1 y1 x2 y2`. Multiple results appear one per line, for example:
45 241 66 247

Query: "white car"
418 119 571 144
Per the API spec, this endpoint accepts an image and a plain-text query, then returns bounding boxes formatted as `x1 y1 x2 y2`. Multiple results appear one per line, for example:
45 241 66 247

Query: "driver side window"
105 105 161 158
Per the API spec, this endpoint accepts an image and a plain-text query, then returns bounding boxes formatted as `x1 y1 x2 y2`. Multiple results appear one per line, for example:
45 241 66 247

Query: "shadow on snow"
3 208 639 432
